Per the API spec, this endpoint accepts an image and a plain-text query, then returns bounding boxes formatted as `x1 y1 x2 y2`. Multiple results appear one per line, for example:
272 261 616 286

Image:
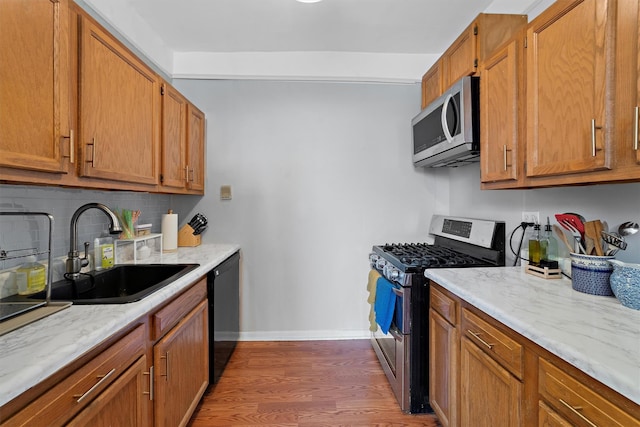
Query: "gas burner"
373 242 488 271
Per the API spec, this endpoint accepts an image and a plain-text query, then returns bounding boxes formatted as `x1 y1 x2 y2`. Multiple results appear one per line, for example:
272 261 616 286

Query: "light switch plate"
220 185 232 200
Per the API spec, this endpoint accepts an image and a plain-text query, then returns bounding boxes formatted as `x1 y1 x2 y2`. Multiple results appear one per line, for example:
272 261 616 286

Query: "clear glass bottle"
528 224 543 266
543 217 557 262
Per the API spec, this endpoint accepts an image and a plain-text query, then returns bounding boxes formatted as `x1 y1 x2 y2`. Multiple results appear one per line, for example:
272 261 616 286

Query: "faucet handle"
82 242 90 268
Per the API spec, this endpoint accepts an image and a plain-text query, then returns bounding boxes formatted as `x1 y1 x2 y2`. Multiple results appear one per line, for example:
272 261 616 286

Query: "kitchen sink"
25 264 199 304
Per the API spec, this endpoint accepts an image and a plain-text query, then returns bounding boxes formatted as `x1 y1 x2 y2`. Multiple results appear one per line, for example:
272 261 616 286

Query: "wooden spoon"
553 224 574 253
584 220 604 256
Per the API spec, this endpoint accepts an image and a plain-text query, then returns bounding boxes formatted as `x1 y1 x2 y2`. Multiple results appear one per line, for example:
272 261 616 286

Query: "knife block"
178 224 201 247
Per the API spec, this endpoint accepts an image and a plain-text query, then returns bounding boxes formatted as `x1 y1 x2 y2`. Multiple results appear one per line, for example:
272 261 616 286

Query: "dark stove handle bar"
391 287 404 297
388 326 404 342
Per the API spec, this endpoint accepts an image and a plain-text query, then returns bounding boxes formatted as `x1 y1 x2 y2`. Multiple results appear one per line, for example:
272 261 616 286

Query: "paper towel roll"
162 212 178 252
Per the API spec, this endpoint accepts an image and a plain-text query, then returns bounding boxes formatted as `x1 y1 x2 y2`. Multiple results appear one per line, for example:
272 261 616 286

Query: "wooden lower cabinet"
429 308 458 427
67 356 150 427
428 281 640 427
153 299 209 427
460 337 523 427
538 401 572 427
0 277 210 427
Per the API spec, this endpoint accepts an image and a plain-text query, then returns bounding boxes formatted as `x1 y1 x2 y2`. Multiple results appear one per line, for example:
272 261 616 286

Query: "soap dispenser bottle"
16 255 46 295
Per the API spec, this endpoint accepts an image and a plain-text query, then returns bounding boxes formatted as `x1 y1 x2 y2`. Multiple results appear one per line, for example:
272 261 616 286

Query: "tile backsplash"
0 184 172 296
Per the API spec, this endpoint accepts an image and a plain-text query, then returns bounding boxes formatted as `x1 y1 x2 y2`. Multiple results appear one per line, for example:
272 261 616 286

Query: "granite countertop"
0 243 240 407
424 266 640 406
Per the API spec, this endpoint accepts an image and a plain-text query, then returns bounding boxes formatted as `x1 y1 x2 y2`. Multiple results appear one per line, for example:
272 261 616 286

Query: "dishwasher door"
207 251 240 384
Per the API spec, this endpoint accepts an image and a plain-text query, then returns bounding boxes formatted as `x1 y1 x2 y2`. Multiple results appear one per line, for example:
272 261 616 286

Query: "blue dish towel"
374 277 397 334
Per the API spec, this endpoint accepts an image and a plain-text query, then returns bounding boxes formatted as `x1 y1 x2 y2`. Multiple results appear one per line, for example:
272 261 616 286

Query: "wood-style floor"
188 340 441 427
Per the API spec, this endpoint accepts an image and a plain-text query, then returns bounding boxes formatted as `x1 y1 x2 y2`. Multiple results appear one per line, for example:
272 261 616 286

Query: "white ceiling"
84 0 550 82
126 0 541 54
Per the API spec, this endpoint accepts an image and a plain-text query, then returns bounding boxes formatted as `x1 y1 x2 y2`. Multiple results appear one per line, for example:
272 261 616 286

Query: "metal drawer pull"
143 366 154 401
591 119 602 157
634 106 639 151
559 398 597 427
73 368 116 403
160 351 170 381
467 329 494 349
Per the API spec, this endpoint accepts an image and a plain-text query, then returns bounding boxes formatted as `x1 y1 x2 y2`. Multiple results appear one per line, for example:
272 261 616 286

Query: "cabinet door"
154 300 208 427
0 0 71 173
526 0 613 177
480 37 521 184
429 308 458 427
538 401 572 427
161 83 188 190
460 338 522 427
635 1 640 164
443 21 477 89
66 356 150 427
186 103 205 193
422 61 443 109
78 16 160 185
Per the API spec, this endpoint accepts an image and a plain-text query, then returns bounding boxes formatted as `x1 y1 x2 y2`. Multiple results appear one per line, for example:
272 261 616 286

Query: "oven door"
370 282 411 412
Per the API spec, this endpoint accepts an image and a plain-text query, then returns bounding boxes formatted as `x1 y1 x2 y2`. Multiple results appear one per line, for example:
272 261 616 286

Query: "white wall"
448 164 640 265
172 79 450 340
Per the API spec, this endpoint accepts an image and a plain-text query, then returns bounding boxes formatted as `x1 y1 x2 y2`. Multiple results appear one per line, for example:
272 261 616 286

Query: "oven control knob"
384 264 401 281
369 253 379 268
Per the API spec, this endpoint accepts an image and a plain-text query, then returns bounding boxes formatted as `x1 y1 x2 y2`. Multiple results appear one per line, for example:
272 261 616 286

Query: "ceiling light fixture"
296 0 323 3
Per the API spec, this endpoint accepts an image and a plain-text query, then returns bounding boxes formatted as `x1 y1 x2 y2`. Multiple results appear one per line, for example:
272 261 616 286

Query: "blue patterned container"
609 260 640 310
570 253 615 296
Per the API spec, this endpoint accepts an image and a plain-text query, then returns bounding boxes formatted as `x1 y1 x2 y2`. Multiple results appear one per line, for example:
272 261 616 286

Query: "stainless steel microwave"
412 76 480 168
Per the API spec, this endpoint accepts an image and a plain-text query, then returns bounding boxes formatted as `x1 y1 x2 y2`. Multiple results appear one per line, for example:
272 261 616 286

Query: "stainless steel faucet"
66 203 122 277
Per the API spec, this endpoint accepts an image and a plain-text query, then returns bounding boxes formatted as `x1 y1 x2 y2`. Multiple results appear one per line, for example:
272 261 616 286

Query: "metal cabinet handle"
62 130 75 164
143 366 154 401
503 145 508 171
591 119 602 157
160 351 170 381
189 168 195 182
184 166 189 182
559 398 597 427
467 329 494 349
72 368 116 403
87 137 98 167
634 106 639 151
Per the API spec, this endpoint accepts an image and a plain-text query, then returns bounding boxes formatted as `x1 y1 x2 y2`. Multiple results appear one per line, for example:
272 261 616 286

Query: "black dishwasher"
207 251 240 384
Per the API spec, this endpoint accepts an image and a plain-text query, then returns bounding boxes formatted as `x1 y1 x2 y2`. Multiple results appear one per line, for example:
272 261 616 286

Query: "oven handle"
391 287 403 297
388 325 404 342
441 93 455 143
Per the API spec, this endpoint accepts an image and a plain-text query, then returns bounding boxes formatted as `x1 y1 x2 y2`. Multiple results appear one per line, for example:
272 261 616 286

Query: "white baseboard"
238 330 371 341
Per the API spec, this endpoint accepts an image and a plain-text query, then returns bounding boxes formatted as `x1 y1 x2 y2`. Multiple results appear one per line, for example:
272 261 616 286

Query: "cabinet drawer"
152 277 206 340
539 358 639 427
461 308 523 379
3 324 145 427
430 285 457 325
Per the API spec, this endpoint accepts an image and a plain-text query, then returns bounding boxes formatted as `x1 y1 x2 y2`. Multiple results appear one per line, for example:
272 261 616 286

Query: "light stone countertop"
0 243 240 408
424 266 640 405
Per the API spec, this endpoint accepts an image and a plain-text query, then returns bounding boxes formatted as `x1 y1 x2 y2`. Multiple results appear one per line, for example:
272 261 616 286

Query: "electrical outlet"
522 211 540 224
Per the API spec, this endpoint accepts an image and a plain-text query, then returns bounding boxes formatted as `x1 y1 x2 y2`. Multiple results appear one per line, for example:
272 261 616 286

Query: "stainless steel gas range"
368 215 505 413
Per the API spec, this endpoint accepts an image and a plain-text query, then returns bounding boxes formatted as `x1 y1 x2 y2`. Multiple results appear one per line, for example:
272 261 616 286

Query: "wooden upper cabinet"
0 0 72 173
421 13 526 110
526 0 614 178
636 1 640 165
442 14 527 91
160 83 188 190
186 103 205 193
480 34 524 186
421 60 443 109
78 14 160 186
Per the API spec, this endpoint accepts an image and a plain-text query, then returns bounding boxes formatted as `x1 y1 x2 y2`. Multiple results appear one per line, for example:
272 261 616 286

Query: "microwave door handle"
441 93 455 143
